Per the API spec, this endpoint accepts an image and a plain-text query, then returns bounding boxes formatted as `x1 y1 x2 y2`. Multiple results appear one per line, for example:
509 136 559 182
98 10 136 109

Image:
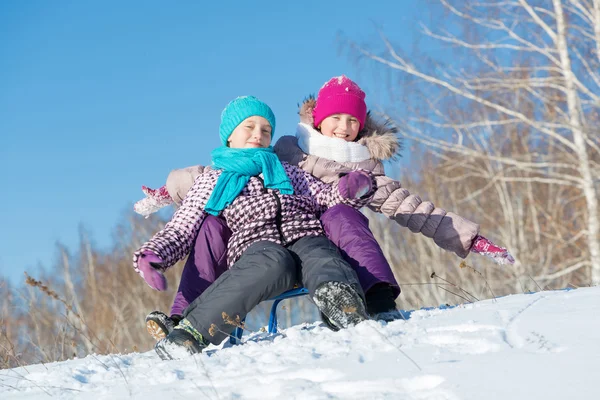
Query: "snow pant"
170 204 399 316
182 236 363 345
170 215 231 316
321 204 400 298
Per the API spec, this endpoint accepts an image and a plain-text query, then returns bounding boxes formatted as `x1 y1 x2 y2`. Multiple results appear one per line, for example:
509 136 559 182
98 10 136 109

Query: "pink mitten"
470 235 515 265
134 185 174 218
136 250 168 291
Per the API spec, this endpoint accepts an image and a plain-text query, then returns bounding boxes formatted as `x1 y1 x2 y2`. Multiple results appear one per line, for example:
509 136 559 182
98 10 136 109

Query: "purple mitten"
137 250 168 291
338 170 373 199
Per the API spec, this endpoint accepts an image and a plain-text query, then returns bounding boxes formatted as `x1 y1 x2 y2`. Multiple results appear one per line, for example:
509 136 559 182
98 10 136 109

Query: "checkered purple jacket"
133 162 374 272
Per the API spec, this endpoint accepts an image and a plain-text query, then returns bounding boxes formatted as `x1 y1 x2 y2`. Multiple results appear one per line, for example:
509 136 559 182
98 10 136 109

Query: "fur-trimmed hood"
298 96 402 161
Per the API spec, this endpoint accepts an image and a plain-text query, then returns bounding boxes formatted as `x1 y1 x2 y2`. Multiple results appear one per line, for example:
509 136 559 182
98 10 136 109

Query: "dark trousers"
183 236 362 345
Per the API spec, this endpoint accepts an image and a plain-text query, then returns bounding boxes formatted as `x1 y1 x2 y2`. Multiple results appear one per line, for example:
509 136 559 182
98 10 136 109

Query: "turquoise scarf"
205 146 294 216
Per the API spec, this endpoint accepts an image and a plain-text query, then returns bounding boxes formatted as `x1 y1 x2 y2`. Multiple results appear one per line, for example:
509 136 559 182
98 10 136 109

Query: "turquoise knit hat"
219 96 276 146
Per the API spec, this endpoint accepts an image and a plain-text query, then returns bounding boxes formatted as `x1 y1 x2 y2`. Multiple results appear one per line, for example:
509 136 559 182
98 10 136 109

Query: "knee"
245 242 297 281
263 244 297 277
270 253 297 281
321 204 368 229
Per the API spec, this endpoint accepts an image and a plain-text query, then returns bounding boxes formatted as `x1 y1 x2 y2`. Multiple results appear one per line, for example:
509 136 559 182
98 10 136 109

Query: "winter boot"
145 311 183 341
155 318 209 360
313 281 368 330
319 312 340 332
365 283 403 322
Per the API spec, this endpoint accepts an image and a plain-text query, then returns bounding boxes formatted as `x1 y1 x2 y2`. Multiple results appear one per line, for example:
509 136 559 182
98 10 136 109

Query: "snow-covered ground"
2 287 598 399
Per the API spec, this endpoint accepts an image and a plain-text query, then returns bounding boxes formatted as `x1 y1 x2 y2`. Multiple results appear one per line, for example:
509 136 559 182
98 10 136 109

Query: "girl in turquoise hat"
133 96 377 359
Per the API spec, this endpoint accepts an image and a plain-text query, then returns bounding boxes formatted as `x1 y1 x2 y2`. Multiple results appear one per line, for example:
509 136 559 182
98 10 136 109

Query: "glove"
470 235 515 265
136 250 168 291
338 170 373 199
134 185 174 218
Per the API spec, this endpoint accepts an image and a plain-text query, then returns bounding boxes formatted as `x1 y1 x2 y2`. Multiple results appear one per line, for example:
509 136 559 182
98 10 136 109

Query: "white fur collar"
295 123 371 163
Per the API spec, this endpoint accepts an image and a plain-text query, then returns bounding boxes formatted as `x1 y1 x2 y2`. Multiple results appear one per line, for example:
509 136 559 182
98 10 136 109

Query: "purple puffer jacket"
133 162 375 272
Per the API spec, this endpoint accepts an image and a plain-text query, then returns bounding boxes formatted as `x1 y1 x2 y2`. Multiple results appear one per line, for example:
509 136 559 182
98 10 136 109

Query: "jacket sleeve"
298 166 376 212
166 165 207 205
368 175 480 258
273 136 306 167
300 155 355 184
133 174 212 272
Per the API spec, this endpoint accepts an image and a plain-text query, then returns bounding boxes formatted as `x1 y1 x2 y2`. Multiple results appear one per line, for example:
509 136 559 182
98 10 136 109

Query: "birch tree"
356 0 600 284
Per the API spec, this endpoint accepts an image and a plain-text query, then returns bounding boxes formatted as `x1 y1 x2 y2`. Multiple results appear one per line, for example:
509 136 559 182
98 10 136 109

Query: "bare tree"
354 0 600 284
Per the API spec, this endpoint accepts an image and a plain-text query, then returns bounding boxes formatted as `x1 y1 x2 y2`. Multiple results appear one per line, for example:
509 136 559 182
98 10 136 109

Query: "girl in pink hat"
136 76 514 339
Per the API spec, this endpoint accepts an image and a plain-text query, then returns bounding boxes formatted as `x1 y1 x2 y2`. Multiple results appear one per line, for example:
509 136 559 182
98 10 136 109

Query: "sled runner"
230 287 309 344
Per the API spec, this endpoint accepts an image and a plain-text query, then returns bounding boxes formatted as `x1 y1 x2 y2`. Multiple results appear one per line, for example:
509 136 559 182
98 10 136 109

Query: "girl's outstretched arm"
369 175 514 264
133 173 213 276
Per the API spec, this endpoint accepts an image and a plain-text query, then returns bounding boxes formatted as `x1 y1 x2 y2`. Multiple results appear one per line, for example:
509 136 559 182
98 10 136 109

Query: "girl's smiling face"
227 116 272 148
318 113 360 142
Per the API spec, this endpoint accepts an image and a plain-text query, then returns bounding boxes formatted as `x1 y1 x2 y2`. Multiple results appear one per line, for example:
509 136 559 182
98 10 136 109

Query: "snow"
2 287 599 399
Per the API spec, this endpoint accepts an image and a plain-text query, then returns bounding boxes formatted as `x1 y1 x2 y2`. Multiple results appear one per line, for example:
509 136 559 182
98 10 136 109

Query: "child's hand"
470 235 515 265
134 185 174 218
338 171 373 199
136 250 168 291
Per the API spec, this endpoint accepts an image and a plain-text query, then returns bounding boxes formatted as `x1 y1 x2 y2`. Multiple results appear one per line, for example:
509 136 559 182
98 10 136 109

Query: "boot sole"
314 282 368 330
146 320 167 341
154 329 206 361
155 339 174 360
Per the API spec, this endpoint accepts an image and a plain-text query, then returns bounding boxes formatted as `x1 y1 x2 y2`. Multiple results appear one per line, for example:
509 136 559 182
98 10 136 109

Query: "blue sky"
0 0 426 283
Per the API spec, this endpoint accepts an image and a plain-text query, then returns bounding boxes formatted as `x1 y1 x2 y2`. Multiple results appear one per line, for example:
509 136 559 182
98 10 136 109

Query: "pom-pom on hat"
313 75 367 130
219 96 276 146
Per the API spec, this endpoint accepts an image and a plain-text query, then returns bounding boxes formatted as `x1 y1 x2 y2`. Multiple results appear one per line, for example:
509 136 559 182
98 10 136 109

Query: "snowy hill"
2 287 599 400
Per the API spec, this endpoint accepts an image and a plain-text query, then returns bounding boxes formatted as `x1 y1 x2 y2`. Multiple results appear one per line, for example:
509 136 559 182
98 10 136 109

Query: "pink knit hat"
313 75 367 130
